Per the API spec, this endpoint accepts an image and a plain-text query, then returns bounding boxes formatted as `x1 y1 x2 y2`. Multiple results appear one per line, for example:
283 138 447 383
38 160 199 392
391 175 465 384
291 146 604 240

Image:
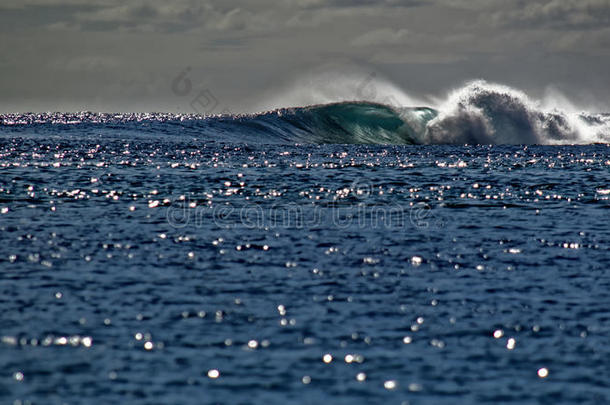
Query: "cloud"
549 27 610 54
79 0 422 33
369 50 467 64
0 0 276 34
0 0 430 34
352 28 410 47
504 0 610 30
49 56 121 72
72 1 214 33
443 0 610 31
286 0 425 8
0 0 107 7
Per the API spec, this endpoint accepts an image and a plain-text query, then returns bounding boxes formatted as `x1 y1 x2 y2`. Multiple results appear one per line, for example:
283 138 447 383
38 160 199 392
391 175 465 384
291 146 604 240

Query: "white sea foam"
424 80 610 144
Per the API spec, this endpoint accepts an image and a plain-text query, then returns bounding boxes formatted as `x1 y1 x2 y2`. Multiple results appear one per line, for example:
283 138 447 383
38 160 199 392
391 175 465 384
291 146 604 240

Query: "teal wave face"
261 102 438 144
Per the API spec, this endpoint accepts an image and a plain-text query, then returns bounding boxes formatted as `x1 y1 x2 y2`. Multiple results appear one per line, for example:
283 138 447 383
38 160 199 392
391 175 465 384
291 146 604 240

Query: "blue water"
1 103 610 404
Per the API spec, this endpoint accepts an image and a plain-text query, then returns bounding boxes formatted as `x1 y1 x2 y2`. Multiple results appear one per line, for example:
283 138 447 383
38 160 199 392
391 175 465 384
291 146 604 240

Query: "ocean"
1 82 610 404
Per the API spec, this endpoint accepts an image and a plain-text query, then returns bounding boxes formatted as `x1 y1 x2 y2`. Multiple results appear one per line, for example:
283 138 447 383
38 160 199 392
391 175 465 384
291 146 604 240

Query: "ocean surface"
2 83 610 405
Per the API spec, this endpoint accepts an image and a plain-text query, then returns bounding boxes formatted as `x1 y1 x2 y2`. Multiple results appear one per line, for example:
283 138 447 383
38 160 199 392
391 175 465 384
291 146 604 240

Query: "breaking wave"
2 80 609 145
424 81 609 145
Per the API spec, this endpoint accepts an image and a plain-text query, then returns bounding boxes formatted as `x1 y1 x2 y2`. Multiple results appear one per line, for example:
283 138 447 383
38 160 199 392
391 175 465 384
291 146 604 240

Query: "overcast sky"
0 0 609 113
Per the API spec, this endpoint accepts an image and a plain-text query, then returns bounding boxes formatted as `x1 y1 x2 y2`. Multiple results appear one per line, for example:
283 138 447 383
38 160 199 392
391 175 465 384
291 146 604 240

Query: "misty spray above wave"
2 80 609 145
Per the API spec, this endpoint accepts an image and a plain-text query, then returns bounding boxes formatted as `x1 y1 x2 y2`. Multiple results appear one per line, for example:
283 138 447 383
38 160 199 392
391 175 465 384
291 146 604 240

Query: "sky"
0 0 609 113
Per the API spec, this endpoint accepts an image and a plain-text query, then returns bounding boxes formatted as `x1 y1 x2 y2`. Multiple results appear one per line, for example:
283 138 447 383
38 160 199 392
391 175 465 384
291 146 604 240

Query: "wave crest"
425 81 602 144
2 80 609 145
